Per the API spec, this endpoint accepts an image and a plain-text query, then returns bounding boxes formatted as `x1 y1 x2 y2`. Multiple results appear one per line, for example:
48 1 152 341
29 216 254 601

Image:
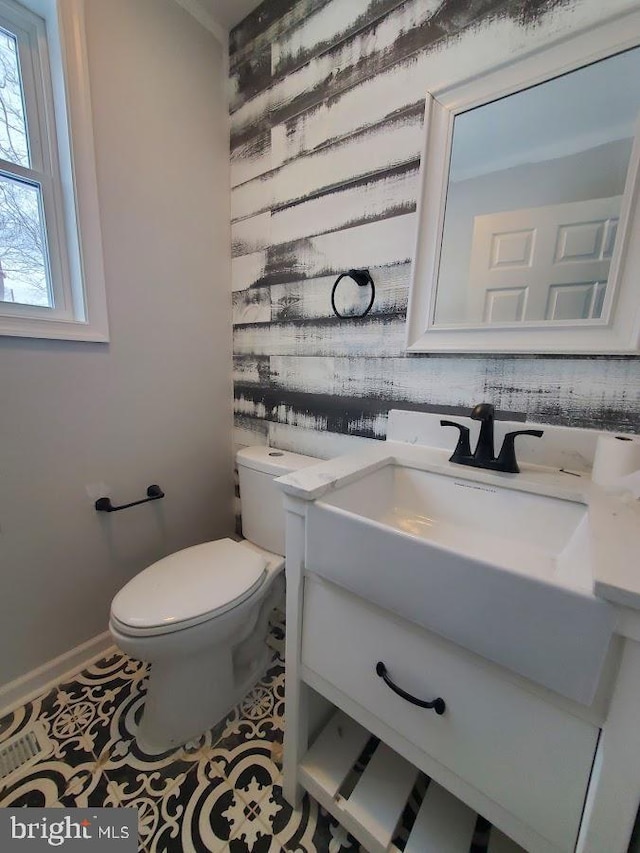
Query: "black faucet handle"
496 429 544 474
440 420 472 462
470 402 495 421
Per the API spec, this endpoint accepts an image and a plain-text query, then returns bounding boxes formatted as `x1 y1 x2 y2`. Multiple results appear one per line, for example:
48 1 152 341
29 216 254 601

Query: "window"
0 0 108 341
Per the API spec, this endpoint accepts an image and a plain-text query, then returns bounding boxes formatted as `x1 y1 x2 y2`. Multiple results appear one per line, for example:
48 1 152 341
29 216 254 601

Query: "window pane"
0 173 51 307
0 26 29 167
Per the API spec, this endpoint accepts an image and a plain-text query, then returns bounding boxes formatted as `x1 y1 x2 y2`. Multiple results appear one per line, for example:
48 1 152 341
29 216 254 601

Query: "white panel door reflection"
467 196 621 323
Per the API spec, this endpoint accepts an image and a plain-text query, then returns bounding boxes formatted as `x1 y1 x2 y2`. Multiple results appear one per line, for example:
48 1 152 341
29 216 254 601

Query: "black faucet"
440 403 543 474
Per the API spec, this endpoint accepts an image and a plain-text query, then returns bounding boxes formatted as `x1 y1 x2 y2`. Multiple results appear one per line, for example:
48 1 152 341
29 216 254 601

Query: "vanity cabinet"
279 412 640 853
301 576 598 853
282 503 640 853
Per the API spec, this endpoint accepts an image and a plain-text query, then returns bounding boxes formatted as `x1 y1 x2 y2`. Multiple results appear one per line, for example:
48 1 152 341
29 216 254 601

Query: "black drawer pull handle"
375 662 446 715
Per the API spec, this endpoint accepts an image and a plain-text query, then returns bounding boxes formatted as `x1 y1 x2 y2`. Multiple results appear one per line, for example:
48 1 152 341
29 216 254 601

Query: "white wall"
0 0 234 686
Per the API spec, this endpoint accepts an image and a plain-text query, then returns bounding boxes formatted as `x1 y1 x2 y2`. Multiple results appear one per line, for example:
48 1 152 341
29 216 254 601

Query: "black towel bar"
95 485 164 513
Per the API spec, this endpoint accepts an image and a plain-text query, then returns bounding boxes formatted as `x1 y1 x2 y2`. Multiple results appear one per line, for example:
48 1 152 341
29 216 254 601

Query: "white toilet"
108 446 317 754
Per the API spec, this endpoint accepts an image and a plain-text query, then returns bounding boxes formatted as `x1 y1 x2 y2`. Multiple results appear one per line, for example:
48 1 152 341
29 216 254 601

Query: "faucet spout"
470 402 495 463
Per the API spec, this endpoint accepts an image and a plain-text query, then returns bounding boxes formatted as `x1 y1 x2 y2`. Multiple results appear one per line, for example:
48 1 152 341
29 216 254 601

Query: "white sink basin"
319 464 591 587
305 462 616 705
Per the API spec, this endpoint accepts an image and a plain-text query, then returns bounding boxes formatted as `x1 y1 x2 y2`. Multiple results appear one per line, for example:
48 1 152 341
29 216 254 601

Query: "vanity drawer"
301 576 599 853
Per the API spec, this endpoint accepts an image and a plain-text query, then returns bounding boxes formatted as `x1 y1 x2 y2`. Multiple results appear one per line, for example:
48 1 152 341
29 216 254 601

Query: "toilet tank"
236 447 318 556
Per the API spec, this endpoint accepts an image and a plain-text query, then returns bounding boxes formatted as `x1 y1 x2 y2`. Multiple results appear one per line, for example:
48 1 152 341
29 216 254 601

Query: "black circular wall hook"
331 268 375 319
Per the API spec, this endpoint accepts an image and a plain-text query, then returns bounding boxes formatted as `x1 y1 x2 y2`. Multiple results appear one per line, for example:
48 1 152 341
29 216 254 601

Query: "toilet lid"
110 539 267 632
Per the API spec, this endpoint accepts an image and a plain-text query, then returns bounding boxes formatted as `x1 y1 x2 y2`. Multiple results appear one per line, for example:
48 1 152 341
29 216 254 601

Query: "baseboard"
0 632 116 718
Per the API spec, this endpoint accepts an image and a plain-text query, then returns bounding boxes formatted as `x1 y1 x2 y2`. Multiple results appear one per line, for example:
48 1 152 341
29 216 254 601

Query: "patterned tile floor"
0 621 363 852
1 618 516 853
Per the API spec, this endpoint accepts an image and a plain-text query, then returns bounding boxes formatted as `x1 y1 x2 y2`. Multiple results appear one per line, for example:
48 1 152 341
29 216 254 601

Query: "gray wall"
0 0 234 686
230 0 640 458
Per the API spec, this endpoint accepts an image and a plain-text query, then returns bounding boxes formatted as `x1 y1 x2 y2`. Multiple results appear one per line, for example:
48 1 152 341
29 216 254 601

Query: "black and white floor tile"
0 612 505 852
0 613 363 852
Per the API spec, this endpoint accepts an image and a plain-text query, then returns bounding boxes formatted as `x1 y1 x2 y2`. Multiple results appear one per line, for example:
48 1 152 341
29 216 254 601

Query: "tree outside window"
0 24 51 308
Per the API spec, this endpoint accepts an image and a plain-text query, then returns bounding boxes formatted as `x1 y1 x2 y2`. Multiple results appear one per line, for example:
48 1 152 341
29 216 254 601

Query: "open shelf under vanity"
300 708 525 853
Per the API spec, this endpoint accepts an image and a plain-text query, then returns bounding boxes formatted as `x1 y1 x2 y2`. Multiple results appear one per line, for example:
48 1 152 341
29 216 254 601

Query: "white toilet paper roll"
591 433 640 487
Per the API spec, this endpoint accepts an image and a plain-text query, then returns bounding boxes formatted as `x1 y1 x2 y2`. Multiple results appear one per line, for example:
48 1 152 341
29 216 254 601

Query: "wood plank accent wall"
230 0 640 457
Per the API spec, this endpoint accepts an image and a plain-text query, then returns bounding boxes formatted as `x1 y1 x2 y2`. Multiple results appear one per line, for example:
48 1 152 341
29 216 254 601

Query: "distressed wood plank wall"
230 0 640 457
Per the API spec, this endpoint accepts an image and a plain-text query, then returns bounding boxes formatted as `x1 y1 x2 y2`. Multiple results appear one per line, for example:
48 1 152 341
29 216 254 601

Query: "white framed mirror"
406 10 640 353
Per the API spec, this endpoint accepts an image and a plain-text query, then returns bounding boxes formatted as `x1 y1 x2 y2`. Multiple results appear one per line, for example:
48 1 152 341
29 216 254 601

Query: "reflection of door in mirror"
433 46 640 327
467 196 620 323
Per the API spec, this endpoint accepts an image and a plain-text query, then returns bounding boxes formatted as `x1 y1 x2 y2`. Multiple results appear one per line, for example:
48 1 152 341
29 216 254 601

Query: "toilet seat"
110 538 267 637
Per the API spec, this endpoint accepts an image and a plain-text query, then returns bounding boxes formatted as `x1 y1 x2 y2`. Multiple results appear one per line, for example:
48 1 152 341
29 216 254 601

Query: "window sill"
0 314 109 342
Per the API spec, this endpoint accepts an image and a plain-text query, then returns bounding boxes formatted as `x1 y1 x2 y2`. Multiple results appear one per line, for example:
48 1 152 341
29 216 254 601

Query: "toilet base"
136 645 272 754
130 575 284 754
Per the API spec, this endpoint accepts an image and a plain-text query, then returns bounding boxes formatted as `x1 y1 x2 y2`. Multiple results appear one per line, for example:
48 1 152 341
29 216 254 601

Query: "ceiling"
198 0 264 30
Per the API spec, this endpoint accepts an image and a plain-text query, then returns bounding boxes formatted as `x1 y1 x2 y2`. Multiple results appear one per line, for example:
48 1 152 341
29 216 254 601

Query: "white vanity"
277 411 640 853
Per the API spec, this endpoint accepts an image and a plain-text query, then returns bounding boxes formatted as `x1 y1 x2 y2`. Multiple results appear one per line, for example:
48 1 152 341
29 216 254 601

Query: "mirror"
437 48 639 325
406 14 640 353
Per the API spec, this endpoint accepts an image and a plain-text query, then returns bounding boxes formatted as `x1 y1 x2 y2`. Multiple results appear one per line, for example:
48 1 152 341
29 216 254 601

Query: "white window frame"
0 0 108 341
